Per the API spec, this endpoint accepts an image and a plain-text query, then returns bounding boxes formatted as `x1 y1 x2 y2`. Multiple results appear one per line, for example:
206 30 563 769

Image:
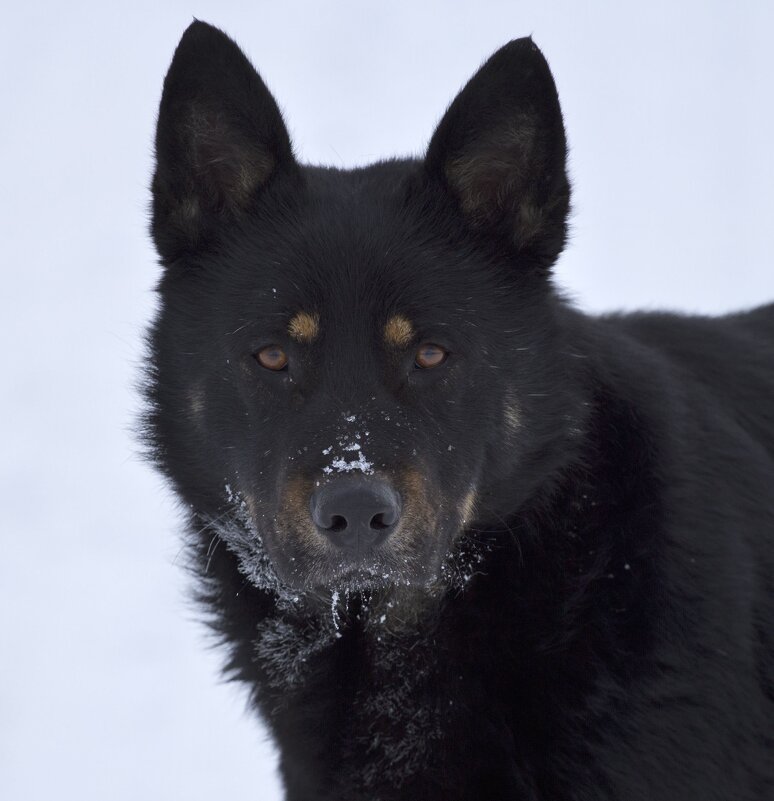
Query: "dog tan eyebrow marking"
288 311 320 343
384 315 415 348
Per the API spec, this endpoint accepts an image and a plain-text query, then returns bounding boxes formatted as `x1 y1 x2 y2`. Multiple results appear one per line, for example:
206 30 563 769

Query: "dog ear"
425 38 570 268
151 21 298 262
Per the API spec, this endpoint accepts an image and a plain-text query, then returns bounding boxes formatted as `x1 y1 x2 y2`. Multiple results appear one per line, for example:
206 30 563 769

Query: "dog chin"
300 558 440 596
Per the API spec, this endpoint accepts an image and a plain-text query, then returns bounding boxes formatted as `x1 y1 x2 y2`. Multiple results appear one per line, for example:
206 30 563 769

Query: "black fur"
144 21 774 800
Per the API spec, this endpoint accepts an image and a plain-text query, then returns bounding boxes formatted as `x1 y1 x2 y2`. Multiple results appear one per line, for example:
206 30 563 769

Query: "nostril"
369 513 391 530
328 515 348 532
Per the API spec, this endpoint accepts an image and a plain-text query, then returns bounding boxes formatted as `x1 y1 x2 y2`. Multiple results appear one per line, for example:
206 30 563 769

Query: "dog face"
146 22 577 593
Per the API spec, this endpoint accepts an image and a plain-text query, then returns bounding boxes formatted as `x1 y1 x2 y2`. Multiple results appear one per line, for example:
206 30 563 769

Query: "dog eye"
414 343 448 369
255 345 288 371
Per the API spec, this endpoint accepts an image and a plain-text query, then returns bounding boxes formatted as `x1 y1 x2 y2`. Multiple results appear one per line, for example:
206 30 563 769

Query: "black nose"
310 478 401 550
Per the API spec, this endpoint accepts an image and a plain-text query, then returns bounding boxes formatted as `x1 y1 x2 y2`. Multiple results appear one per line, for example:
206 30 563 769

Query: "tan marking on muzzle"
384 315 415 348
288 311 320 343
277 474 320 549
391 467 437 555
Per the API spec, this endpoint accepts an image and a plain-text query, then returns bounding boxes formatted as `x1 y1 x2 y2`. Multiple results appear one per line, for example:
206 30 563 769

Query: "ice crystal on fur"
212 484 299 607
253 615 339 691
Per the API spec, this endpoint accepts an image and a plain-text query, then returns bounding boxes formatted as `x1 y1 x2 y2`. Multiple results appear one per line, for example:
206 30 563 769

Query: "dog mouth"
307 548 436 592
217 474 480 598
319 562 407 592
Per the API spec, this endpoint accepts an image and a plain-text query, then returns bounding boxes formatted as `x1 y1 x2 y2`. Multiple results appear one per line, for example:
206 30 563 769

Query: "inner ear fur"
425 38 570 267
152 21 298 262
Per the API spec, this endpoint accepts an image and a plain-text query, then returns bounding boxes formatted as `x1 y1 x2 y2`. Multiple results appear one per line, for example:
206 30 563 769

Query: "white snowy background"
2 1 773 799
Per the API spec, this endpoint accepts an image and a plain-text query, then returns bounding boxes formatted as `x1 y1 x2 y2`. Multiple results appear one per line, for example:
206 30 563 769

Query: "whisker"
205 533 222 574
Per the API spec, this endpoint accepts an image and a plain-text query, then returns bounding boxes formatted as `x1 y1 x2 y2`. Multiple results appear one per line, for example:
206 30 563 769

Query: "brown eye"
255 345 288 371
415 343 448 369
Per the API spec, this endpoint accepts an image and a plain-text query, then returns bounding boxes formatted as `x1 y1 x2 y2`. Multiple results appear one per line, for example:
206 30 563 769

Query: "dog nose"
310 478 401 549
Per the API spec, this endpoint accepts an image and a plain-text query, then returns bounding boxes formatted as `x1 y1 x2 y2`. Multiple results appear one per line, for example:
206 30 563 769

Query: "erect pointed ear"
425 38 570 268
151 21 298 262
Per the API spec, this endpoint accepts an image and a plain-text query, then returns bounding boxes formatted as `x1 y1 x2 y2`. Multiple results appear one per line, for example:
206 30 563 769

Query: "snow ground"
1 2 773 799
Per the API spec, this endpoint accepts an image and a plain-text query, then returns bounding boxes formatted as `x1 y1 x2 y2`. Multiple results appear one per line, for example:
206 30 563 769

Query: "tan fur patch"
288 311 320 343
277 474 320 550
503 388 522 434
384 315 415 348
459 489 478 525
391 467 435 556
188 382 205 424
445 116 543 242
186 105 276 207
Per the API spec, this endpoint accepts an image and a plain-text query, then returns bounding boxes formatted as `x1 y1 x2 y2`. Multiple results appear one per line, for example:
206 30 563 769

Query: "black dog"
145 21 774 800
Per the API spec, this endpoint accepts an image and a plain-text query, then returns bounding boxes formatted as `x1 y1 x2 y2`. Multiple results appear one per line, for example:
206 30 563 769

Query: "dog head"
146 22 581 595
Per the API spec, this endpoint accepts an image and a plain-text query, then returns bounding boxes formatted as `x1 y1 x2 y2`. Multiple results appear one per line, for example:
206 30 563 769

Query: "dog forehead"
231 163 494 334
274 191 429 311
